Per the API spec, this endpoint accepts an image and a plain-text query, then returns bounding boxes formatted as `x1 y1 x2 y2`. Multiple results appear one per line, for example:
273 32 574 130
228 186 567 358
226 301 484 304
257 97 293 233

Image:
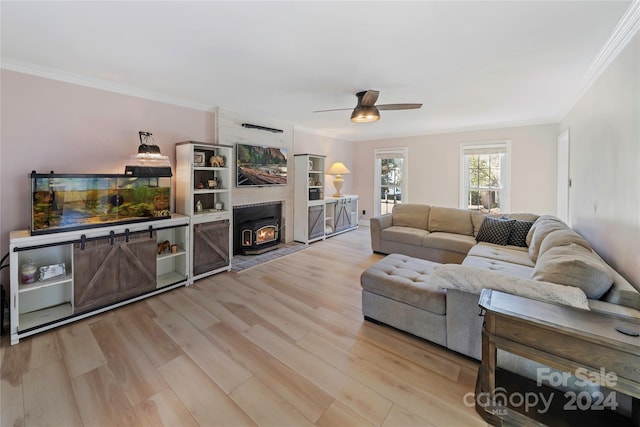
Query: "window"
375 148 408 216
460 142 510 213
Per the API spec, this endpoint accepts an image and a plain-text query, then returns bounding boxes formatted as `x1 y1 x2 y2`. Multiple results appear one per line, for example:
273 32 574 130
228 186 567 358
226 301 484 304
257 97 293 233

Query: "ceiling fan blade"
313 108 354 113
377 103 423 111
359 90 379 106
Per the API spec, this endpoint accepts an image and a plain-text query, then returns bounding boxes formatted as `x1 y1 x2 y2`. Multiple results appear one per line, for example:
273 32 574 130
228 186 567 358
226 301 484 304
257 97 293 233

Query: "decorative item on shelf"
326 162 351 197
308 160 314 171
215 202 223 210
171 244 178 254
39 263 66 281
309 188 321 200
210 155 225 167
196 200 203 212
194 151 206 166
20 259 37 284
157 240 171 254
208 179 218 189
196 182 204 189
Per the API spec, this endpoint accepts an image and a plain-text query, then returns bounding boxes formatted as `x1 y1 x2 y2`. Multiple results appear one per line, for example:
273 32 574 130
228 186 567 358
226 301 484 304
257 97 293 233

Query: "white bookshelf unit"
9 215 190 344
175 142 233 281
294 154 326 243
294 154 358 243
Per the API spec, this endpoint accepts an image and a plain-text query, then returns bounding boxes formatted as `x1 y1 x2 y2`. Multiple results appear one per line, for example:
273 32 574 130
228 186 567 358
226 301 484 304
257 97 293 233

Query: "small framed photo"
193 151 206 166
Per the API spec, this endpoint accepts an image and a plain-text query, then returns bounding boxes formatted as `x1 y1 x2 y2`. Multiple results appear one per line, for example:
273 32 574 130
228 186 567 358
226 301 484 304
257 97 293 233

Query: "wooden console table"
477 289 640 426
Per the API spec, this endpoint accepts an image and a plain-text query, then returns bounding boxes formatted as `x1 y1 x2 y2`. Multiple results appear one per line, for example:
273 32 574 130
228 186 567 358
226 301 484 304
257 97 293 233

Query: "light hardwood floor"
1 226 486 427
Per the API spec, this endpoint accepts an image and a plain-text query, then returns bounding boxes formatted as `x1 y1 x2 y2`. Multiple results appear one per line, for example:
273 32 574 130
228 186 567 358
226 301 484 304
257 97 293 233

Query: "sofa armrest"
370 214 393 252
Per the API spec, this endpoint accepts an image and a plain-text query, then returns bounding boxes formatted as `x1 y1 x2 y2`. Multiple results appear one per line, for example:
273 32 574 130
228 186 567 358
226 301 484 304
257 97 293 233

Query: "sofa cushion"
392 204 430 230
467 242 535 267
380 226 429 246
538 228 591 257
475 217 516 246
471 211 486 237
428 207 473 236
360 254 446 315
507 220 535 247
462 255 534 279
531 244 614 299
502 213 540 222
526 215 570 261
422 232 477 255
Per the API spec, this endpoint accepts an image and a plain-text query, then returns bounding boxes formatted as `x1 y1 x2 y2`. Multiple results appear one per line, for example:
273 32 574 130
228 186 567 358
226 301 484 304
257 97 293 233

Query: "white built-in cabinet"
324 195 359 235
175 142 233 281
9 215 190 344
294 154 358 243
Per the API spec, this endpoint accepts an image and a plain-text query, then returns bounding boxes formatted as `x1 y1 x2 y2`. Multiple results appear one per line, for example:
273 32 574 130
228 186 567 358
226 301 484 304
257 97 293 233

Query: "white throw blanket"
430 264 590 310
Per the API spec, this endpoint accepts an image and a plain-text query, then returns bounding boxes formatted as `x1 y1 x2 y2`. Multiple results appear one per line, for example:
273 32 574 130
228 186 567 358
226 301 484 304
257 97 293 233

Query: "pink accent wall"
292 129 354 198
0 70 214 256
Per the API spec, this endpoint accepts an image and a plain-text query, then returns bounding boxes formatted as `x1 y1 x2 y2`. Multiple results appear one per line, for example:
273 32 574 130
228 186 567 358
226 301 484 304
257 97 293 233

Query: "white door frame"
373 148 408 217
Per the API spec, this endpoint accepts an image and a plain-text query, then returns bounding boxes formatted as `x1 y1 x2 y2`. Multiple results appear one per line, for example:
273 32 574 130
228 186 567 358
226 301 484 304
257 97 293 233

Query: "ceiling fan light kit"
351 106 380 123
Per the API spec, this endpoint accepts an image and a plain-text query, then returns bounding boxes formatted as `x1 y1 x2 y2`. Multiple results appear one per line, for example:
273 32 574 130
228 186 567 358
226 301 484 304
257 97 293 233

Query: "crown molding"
1 57 214 112
293 124 355 142
560 0 640 117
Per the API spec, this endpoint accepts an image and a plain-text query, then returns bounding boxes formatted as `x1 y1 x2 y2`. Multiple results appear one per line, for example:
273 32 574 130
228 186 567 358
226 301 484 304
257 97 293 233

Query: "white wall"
560 32 640 289
352 123 559 221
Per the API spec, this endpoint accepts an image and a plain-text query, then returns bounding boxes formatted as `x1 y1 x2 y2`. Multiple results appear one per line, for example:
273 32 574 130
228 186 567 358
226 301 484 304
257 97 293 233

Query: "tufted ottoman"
360 253 448 346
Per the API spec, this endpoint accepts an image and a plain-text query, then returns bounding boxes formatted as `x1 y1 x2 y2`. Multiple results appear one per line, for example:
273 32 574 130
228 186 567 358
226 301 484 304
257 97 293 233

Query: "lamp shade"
326 162 351 175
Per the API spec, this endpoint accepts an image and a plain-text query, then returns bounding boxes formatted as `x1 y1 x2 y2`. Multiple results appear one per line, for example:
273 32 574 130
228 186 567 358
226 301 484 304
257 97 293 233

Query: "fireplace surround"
233 202 283 255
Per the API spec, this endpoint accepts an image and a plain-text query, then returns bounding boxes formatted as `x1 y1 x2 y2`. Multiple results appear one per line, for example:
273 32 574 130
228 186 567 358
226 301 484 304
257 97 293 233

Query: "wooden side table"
476 289 640 426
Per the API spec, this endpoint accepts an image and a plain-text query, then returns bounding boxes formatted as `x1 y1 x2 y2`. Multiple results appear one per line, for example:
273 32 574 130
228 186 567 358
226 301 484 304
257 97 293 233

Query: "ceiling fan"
313 90 422 123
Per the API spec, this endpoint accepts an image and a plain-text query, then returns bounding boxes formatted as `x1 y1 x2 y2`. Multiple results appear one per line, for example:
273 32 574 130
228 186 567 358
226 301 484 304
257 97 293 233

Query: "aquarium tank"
30 172 171 235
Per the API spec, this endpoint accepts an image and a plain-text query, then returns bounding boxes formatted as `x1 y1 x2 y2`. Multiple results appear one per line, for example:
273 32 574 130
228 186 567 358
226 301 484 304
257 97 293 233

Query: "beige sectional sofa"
365 204 640 360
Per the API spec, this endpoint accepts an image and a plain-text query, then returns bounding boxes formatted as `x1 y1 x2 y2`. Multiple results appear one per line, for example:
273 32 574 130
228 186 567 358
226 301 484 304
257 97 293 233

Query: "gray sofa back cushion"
392 204 430 230
538 228 592 258
428 207 473 236
531 243 614 299
526 215 570 261
471 211 486 236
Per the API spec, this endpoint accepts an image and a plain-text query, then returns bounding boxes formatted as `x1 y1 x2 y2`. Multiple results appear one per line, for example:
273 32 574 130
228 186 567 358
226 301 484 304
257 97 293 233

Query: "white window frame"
459 141 511 213
374 147 408 216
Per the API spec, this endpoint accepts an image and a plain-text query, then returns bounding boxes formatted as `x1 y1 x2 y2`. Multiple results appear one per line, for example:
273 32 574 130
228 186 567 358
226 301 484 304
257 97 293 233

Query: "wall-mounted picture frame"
193 151 206 166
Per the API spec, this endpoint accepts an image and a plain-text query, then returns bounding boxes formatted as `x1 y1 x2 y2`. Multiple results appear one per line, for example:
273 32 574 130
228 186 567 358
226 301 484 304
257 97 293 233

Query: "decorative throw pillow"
507 220 535 247
475 217 516 246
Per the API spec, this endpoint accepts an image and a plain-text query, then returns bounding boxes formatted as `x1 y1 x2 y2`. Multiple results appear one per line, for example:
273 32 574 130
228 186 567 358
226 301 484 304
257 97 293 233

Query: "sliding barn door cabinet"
9 215 190 344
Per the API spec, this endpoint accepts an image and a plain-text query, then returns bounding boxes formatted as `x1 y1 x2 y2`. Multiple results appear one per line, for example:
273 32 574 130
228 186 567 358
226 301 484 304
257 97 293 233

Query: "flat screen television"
236 143 288 187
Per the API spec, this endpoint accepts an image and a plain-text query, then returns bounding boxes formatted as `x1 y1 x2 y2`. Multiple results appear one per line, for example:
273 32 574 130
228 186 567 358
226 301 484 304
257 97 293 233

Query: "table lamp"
326 162 351 197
